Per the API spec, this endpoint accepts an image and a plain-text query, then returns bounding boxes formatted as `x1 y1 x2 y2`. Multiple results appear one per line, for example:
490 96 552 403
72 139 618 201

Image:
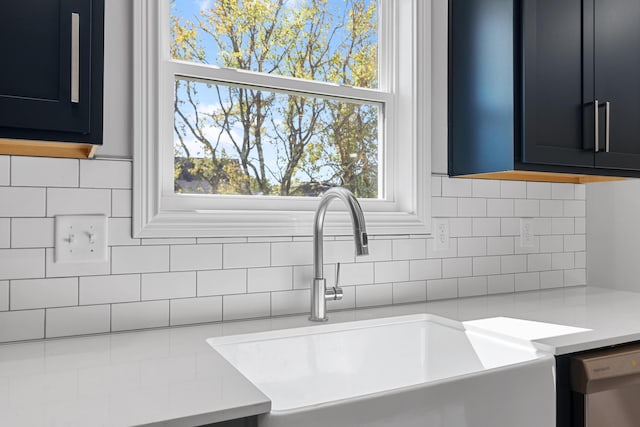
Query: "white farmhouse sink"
207 314 555 427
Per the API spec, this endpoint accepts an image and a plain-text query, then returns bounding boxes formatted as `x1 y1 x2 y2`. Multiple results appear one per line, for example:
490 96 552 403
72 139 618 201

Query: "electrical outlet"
520 218 535 248
433 218 450 252
55 215 108 263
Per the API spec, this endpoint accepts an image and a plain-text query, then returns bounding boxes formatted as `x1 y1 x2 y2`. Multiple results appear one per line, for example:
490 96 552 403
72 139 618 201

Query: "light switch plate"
55 215 108 263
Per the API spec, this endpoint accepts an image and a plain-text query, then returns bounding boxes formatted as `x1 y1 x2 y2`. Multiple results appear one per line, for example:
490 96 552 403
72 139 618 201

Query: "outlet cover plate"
55 215 108 263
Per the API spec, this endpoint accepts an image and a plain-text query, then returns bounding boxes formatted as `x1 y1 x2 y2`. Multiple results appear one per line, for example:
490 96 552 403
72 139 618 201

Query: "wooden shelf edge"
0 139 97 159
458 170 626 184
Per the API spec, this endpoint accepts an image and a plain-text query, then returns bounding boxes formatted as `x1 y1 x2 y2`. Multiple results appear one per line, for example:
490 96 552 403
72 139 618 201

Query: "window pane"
174 78 380 198
169 0 378 89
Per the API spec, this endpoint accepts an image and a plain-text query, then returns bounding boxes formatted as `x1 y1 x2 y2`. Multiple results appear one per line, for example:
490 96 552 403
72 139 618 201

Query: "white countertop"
3 285 640 426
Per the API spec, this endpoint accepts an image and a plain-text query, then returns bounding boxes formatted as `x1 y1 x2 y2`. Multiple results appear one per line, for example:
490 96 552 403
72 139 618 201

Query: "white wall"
587 180 640 291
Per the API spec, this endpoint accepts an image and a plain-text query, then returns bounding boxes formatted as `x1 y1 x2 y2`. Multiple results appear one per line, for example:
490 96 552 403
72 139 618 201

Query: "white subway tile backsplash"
0 156 9 185
487 237 514 256
501 255 527 274
487 199 514 217
270 241 312 266
392 281 427 304
442 257 472 278
442 177 471 197
10 277 78 310
449 218 472 237
356 283 393 308
442 177 472 197
540 235 564 253
197 269 246 296
392 238 426 260
565 269 587 286
564 200 586 217
46 305 110 338
472 180 500 198
409 259 442 281
111 300 169 332
427 278 458 300
11 218 54 248
0 249 44 280
432 197 457 217
527 254 552 272
47 188 111 216
458 198 487 217
501 218 520 236
458 276 487 297
0 187 46 217
374 261 410 283
271 290 308 316
472 218 500 236
248 266 292 293
501 181 526 199
514 200 540 217
473 256 501 276
527 182 551 199
80 274 140 305
170 244 222 271
540 200 563 217
552 183 575 200
458 237 487 257
488 274 515 294
12 157 78 187
111 190 132 218
141 272 196 300
108 218 141 246
112 246 169 274
0 155 589 343
515 272 540 291
552 253 575 270
170 296 222 326
223 293 271 321
552 218 574 235
0 310 44 341
80 160 132 189
0 219 8 248
564 234 586 252
0 281 7 311
224 243 270 269
540 270 564 289
340 262 374 286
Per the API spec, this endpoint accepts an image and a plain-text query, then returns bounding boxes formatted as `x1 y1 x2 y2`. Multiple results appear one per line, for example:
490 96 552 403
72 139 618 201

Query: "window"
133 0 431 237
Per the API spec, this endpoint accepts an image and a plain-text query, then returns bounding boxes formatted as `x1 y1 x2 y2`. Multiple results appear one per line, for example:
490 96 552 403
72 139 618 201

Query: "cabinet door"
520 0 595 168
593 0 640 171
0 0 92 134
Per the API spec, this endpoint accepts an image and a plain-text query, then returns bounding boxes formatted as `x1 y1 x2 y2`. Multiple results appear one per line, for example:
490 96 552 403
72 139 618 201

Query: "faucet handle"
325 263 344 301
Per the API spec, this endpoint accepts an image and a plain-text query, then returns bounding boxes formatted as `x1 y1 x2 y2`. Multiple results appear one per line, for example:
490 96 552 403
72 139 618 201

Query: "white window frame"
133 0 432 237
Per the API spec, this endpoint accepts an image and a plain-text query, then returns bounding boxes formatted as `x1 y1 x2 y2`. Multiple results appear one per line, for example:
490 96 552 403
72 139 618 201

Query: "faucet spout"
310 187 368 322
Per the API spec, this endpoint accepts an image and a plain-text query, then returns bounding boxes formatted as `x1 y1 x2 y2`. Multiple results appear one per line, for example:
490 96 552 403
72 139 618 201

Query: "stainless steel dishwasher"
571 343 640 427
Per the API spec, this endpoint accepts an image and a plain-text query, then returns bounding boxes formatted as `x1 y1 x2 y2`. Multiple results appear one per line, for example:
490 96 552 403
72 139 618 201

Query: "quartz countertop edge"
2 285 640 426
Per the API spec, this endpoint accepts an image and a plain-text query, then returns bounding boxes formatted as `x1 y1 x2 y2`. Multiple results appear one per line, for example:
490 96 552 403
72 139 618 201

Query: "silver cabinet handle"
605 101 611 153
594 100 599 153
71 13 80 103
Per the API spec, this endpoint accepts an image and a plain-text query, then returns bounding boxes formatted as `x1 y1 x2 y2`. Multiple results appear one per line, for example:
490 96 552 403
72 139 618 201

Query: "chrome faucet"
310 187 369 322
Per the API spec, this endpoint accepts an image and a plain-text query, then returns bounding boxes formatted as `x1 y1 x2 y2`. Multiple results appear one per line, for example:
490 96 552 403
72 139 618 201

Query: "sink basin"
207 314 555 427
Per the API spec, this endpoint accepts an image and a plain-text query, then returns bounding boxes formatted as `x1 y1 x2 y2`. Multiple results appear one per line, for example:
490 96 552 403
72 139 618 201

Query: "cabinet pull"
594 100 599 153
71 13 80 104
605 101 611 153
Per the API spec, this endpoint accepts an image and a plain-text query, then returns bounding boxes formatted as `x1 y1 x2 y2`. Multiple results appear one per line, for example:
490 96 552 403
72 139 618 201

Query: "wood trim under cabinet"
459 170 626 183
0 139 97 159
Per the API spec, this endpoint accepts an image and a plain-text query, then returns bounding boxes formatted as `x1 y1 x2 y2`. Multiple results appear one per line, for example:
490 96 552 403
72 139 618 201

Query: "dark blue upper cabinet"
0 0 104 146
450 0 640 179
